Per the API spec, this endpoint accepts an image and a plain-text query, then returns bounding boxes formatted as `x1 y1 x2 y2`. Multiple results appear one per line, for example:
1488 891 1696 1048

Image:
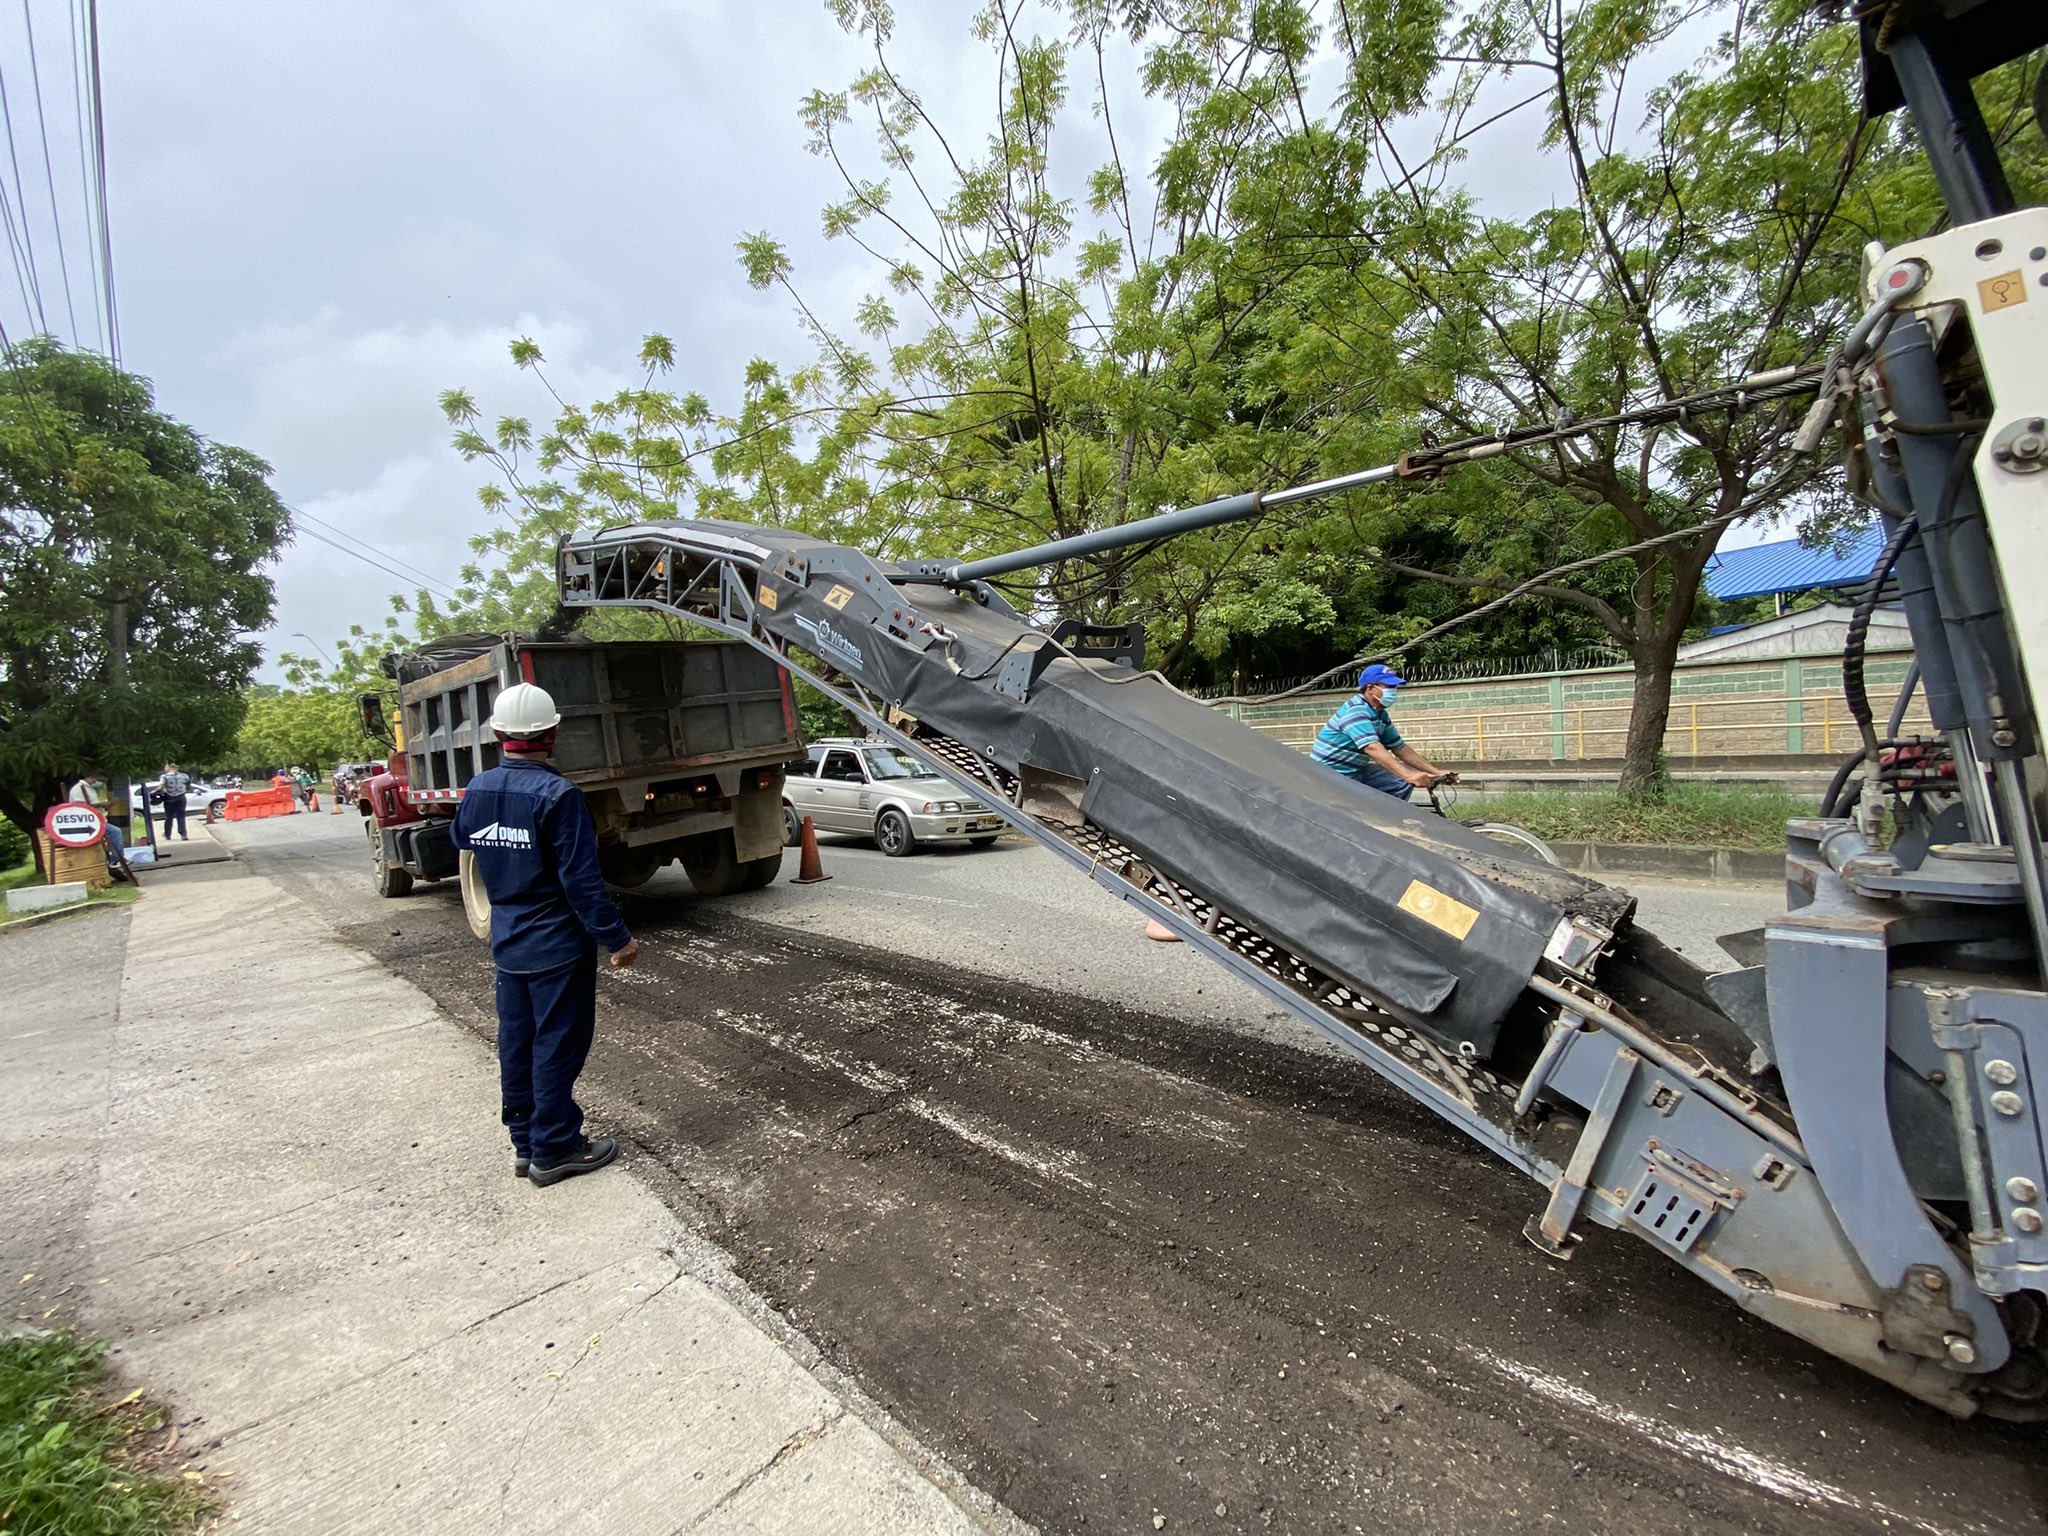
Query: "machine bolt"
1991 418 2048 474
1993 729 2019 748
2007 1176 2040 1203
2015 1208 2045 1235
1986 1059 2020 1085
1945 1334 1978 1367
1991 1090 2026 1117
1921 1270 1947 1292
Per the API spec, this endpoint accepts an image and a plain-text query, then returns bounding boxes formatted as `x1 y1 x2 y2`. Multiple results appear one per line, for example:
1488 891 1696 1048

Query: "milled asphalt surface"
679 829 1783 1060
0 826 1016 1536
201 811 2048 1535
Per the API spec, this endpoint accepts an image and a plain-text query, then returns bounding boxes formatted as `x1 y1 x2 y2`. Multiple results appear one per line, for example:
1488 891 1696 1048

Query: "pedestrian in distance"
1309 664 1457 802
452 682 639 1187
159 762 193 841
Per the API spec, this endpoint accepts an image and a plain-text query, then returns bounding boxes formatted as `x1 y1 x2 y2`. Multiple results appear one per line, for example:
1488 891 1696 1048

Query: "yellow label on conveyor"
757 583 778 610
823 584 855 611
1398 880 1479 940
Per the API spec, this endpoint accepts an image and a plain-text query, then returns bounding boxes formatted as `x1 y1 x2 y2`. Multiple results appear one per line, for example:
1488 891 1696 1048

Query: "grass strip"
1465 784 1811 851
0 1330 210 1535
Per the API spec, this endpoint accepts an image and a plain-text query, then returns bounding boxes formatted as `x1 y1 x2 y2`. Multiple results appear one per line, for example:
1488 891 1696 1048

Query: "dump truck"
356 633 803 937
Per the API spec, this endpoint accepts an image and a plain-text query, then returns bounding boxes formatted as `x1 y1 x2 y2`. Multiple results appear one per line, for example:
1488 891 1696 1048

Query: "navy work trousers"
1351 763 1416 801
494 949 598 1162
161 795 188 839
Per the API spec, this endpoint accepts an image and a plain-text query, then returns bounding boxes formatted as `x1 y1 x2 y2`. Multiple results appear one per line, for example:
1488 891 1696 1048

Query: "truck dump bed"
393 635 800 798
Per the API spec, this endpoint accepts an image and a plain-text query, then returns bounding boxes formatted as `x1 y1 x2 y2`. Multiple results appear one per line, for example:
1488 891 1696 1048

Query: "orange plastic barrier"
224 787 296 821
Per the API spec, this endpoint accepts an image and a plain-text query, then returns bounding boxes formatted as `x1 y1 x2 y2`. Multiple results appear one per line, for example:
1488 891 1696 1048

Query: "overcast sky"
0 1 1771 683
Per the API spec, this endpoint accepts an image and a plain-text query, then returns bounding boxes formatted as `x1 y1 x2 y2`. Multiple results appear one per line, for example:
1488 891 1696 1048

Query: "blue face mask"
1377 688 1398 707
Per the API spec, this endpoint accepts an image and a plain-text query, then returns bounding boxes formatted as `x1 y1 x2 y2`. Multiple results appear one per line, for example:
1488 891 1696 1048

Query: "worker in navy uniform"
1310 664 1455 801
453 682 640 1186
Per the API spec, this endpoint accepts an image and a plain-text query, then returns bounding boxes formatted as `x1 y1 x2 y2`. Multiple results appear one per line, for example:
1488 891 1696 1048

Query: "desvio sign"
44 801 107 848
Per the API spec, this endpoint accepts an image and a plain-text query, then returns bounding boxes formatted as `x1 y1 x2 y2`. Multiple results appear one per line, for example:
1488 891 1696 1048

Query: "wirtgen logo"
793 614 866 673
468 821 534 848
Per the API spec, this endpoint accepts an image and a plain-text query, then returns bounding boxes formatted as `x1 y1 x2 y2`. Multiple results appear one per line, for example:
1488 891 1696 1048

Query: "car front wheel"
874 807 915 857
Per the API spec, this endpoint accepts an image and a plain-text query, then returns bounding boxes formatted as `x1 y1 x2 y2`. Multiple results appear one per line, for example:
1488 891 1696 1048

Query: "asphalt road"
217 813 2046 1535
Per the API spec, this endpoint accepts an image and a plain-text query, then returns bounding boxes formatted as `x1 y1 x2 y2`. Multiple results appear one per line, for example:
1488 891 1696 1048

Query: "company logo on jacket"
467 821 535 849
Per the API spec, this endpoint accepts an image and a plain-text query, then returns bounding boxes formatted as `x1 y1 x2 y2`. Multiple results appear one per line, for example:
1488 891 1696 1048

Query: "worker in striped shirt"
1310 664 1455 801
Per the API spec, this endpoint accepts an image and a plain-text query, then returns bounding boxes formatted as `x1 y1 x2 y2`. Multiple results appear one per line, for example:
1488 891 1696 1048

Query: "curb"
0 895 128 936
1543 840 1782 885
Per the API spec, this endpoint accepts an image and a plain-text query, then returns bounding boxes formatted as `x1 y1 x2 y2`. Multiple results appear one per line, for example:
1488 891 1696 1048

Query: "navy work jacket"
451 757 632 974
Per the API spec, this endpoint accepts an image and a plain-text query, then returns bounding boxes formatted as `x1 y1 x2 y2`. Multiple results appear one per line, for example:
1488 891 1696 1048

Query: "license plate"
972 817 1002 831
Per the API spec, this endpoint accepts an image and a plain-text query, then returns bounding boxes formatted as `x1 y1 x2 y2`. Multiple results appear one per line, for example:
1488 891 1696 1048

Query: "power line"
291 503 464 592
64 0 101 350
0 60 45 334
21 0 78 343
81 0 112 361
0 180 44 336
288 513 464 605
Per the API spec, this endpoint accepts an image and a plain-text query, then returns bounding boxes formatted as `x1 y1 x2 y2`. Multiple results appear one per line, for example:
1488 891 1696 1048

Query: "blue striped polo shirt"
1311 694 1405 778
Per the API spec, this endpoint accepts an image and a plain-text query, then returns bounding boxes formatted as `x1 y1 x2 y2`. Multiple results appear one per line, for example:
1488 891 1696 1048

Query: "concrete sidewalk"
1 849 1013 1534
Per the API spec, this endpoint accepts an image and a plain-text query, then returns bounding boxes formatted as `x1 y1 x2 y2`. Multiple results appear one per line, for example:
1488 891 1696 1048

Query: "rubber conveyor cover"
571 519 1636 1058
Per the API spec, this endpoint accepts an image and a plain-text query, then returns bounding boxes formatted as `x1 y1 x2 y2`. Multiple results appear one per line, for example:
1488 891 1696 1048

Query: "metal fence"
1228 651 1923 763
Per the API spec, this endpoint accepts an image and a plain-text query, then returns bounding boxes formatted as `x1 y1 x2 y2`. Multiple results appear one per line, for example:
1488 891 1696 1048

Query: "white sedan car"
783 740 1007 856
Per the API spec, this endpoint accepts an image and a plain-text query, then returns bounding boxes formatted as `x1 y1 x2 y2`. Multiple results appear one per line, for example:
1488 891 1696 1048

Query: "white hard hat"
490 682 561 735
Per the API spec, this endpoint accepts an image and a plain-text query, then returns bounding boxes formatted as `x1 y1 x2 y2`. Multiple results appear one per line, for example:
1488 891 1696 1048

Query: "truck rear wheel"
681 833 743 897
740 852 782 890
369 820 413 898
457 850 492 941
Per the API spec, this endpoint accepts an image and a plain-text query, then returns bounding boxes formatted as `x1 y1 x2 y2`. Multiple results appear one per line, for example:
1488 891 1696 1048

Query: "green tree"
231 687 371 777
1123 0 2043 791
0 340 289 862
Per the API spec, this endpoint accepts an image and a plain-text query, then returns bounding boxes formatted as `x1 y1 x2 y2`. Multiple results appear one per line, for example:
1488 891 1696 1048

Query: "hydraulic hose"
1843 516 1918 786
1821 661 1926 821
1821 750 1864 821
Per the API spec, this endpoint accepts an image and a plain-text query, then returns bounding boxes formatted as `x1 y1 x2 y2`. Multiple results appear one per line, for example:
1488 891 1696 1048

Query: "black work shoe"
514 1156 531 1178
527 1137 618 1187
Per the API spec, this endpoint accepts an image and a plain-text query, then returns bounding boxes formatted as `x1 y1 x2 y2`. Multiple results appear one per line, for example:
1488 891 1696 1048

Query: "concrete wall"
1221 646 1922 765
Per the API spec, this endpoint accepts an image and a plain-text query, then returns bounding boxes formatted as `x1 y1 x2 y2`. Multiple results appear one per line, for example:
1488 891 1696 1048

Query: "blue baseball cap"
1357 664 1406 690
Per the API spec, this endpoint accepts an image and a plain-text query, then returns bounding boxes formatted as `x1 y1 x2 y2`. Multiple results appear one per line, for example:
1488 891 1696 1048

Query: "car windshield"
862 749 927 780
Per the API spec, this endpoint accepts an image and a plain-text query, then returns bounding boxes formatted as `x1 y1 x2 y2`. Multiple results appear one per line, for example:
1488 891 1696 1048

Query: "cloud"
206 310 638 673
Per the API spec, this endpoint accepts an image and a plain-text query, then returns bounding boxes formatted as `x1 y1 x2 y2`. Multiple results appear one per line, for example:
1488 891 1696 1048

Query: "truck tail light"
752 768 779 789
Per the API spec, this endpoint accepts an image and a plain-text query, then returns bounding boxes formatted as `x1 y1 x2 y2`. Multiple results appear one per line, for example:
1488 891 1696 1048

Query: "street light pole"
289 633 335 669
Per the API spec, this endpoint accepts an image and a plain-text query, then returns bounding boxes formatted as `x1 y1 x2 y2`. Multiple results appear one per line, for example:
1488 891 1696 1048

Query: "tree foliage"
332 1 2041 795
0 340 289 852
230 687 373 776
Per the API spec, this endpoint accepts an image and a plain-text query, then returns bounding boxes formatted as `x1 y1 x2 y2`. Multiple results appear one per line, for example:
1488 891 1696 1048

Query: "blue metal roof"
1703 526 1885 601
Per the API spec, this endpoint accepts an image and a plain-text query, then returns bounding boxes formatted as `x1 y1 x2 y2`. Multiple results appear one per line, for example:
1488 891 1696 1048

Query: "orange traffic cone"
329 796 343 815
307 789 320 812
792 815 831 884
1144 917 1183 943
